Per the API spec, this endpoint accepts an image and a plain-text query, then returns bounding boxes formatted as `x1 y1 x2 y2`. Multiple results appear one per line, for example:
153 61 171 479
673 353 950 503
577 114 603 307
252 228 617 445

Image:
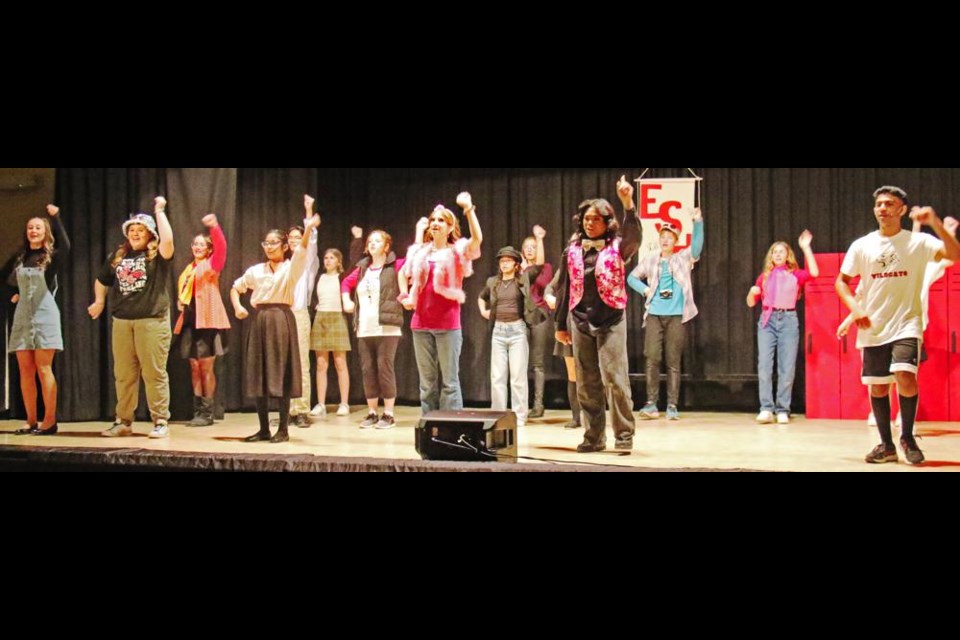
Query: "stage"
2 407 959 472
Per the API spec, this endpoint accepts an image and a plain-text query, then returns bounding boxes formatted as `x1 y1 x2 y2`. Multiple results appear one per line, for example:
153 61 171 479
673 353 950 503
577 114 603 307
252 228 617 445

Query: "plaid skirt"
243 304 302 399
311 311 352 352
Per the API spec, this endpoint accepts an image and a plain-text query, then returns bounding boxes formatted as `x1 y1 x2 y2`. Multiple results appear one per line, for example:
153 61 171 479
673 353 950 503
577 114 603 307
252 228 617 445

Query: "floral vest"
567 239 628 310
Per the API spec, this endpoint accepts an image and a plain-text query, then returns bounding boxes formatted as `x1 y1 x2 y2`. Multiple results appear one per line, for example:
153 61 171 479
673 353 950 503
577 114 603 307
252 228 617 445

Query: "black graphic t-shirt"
98 250 173 320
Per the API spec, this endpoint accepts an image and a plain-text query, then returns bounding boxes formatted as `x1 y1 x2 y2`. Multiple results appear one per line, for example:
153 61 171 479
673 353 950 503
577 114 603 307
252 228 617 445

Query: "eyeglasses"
261 241 283 248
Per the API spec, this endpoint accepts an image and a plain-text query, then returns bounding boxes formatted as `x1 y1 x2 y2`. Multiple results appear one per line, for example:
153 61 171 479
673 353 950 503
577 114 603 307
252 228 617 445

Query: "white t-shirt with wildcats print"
841 230 943 349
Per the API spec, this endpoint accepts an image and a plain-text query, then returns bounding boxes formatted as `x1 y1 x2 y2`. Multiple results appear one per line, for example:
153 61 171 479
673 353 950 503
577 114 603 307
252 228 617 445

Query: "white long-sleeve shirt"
291 227 320 311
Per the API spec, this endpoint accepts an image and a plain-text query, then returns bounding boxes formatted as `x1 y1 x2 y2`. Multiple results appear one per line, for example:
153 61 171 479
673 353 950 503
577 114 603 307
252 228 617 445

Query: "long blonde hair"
421 205 462 244
761 241 799 283
20 217 55 270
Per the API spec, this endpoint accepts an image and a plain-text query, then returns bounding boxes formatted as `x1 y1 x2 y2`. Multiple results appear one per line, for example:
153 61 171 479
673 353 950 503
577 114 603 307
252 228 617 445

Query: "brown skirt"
243 305 301 399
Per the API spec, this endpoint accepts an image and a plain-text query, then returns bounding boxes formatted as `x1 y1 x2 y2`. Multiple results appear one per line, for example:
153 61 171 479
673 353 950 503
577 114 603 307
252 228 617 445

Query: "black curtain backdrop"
6 167 958 422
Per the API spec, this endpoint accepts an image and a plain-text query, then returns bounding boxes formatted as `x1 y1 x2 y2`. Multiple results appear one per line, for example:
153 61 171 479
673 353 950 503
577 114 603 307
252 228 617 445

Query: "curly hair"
572 198 619 242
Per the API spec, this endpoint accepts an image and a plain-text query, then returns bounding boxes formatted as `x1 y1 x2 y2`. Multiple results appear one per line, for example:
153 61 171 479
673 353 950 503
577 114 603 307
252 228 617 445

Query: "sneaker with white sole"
777 413 790 425
102 421 133 438
376 414 396 430
360 412 379 429
756 411 775 424
900 435 925 465
638 403 659 420
865 443 899 464
310 404 326 418
337 404 351 417
149 421 170 439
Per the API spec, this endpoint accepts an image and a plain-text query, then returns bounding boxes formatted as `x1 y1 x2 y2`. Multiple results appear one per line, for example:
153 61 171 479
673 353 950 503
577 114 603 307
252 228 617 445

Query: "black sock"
871 395 894 448
899 394 919 440
278 397 291 433
255 397 270 434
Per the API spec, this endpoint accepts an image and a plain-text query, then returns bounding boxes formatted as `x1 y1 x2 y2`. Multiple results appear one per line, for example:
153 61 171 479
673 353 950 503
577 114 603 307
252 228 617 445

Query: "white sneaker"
867 412 877 427
776 413 790 425
149 421 170 439
102 421 133 437
756 411 775 424
336 404 351 417
310 404 326 418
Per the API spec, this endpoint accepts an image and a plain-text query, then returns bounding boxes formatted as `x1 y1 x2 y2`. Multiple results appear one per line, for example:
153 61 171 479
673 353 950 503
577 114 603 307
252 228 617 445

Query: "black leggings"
256 396 291 432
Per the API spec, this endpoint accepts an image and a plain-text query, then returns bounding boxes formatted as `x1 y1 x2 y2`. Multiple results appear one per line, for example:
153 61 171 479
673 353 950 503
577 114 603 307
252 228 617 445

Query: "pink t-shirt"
411 263 462 331
756 266 811 310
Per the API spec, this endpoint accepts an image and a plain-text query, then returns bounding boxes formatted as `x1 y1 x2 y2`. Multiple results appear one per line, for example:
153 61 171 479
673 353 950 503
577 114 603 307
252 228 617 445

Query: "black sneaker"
865 443 899 464
359 412 379 429
900 436 925 465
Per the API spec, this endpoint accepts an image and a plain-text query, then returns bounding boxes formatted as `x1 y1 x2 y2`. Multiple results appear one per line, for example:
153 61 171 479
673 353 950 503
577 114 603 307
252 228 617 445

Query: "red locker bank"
804 252 957 421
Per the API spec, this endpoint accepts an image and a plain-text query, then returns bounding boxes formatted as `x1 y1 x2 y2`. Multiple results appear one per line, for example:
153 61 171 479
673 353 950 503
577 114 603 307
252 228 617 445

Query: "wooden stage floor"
3 407 959 471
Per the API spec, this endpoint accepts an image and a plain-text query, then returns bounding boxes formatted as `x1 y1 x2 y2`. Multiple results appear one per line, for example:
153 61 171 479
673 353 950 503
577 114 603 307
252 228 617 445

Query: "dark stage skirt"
176 303 229 360
178 326 228 360
243 304 301 399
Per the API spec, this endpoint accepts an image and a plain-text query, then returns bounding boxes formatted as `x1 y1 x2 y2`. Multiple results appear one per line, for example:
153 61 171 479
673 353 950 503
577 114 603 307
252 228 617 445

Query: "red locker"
948 267 960 422
804 254 958 422
918 275 949 421
839 323 872 420
804 254 842 419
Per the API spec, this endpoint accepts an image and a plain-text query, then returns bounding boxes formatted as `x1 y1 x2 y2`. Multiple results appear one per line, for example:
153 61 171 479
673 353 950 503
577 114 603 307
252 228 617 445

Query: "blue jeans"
490 321 530 423
757 310 799 414
412 329 464 414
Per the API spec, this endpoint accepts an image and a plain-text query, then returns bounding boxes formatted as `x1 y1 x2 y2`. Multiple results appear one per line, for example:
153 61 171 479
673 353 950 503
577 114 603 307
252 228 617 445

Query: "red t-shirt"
411 263 462 331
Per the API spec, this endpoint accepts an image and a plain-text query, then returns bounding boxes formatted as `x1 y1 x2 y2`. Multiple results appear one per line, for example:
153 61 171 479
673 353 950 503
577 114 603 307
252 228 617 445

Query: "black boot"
188 396 215 427
529 368 545 418
564 380 582 429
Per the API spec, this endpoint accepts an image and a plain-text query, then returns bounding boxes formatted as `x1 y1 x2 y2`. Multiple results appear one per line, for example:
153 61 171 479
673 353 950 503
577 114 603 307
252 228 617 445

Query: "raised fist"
944 216 959 237
46 204 60 217
910 206 939 226
617 175 634 202
202 214 218 228
533 225 546 239
456 192 474 211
